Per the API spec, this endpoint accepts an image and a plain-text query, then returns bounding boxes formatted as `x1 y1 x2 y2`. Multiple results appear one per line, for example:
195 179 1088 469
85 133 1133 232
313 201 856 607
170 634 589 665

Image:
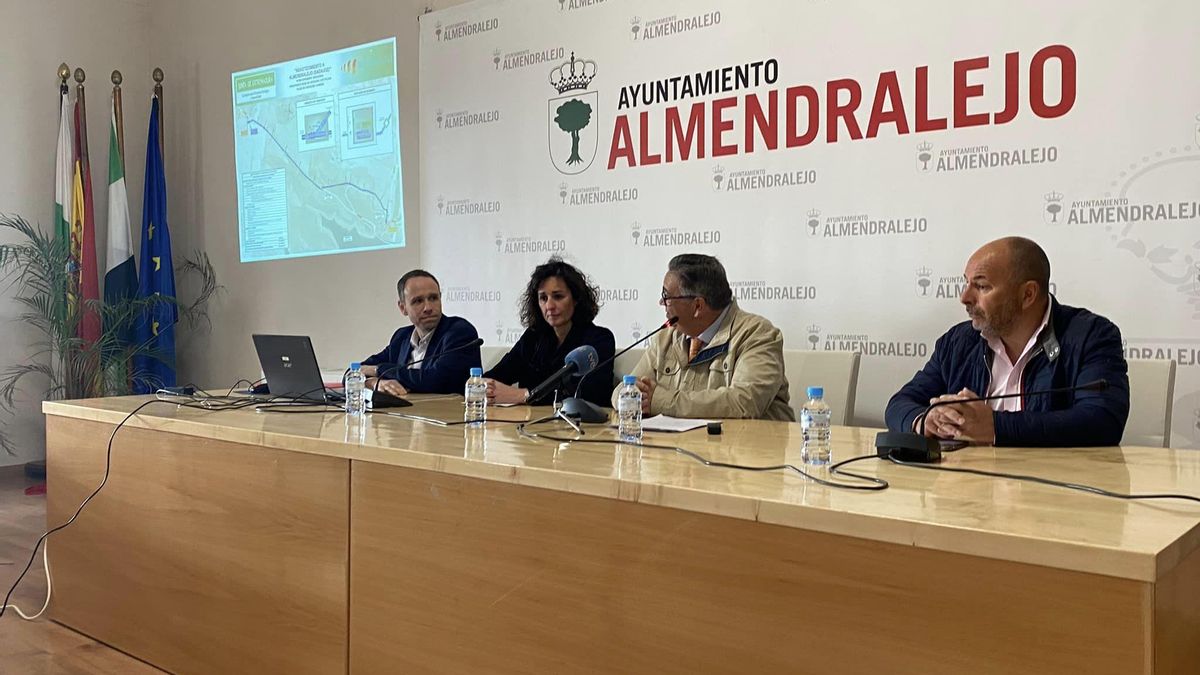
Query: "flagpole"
112 70 125 169
74 68 90 161
153 67 164 165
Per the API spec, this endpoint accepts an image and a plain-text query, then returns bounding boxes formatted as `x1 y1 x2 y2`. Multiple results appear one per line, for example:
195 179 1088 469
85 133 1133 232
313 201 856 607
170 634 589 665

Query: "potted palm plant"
0 213 218 455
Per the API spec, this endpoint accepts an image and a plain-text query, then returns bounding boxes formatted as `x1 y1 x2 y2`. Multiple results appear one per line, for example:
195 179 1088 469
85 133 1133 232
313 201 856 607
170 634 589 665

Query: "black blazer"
484 321 616 407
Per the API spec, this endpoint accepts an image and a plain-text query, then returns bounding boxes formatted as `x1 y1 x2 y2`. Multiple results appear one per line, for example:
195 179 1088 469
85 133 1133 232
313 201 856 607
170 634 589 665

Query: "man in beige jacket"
612 254 793 421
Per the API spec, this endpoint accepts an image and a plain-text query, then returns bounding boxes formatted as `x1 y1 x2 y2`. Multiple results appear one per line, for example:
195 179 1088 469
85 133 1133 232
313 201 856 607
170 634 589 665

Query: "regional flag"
54 90 73 261
104 96 137 339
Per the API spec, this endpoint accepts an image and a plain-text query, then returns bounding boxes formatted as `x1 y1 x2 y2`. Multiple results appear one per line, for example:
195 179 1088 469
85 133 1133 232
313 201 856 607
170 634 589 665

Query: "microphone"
524 345 599 405
560 316 679 423
369 337 485 408
875 379 1110 463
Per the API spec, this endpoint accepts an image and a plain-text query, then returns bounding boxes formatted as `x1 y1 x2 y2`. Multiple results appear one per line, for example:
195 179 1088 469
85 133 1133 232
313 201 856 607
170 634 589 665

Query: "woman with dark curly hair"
483 257 615 407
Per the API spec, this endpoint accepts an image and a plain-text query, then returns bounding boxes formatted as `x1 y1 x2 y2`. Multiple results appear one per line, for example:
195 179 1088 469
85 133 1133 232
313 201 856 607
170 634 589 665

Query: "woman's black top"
484 321 616 407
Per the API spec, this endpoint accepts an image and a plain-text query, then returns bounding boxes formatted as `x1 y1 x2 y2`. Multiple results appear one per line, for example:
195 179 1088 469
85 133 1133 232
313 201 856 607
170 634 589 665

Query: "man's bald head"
988 236 1051 298
961 237 1052 339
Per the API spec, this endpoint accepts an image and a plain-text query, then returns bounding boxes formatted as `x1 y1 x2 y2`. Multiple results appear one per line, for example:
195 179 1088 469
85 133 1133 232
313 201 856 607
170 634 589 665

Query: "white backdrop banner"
419 0 1200 446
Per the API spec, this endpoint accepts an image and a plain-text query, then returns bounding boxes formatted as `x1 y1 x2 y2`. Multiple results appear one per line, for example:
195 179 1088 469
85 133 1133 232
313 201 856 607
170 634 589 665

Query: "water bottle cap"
807 386 823 398
623 374 637 385
470 367 483 377
350 362 361 370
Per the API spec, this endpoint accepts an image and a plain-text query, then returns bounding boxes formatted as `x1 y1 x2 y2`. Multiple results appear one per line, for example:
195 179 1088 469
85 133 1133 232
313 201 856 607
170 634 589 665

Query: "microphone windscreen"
565 345 599 375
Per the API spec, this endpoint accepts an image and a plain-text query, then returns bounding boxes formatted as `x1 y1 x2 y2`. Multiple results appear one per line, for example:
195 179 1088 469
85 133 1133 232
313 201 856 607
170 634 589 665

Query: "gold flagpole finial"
58 63 71 84
152 68 165 161
73 67 86 85
112 70 126 164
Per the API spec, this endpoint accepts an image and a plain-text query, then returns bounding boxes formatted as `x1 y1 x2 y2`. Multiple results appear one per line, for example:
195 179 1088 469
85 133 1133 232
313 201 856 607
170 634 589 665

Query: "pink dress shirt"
983 303 1052 411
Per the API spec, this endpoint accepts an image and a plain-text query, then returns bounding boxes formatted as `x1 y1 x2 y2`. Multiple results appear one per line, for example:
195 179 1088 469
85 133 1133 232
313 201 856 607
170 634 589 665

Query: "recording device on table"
368 337 485 409
874 379 1110 463
546 316 679 424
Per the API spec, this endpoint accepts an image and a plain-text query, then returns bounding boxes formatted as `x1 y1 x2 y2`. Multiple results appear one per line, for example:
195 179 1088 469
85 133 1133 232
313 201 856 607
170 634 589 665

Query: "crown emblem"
916 266 932 277
917 141 933 153
1045 191 1063 202
807 324 821 334
712 165 724 174
807 209 821 218
549 52 597 94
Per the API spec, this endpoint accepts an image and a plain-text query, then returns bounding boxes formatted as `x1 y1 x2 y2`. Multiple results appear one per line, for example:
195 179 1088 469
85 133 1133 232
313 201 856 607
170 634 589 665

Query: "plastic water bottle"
800 386 832 465
345 362 366 417
464 367 487 427
617 375 643 443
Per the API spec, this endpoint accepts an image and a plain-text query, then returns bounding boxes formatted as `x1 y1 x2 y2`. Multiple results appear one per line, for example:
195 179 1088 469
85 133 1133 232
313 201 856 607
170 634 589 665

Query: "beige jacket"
613 303 793 421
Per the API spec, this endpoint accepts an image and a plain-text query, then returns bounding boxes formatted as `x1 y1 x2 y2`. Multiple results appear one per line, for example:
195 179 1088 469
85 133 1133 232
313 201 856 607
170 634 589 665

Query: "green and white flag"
54 90 73 252
104 95 137 341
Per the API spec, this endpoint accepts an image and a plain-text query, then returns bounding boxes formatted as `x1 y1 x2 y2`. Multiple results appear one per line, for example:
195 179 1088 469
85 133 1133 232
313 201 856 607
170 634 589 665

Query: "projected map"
232 38 404 262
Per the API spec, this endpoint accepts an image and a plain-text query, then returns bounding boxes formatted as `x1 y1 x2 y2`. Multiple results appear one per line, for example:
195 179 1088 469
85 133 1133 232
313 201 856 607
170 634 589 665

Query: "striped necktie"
688 337 705 363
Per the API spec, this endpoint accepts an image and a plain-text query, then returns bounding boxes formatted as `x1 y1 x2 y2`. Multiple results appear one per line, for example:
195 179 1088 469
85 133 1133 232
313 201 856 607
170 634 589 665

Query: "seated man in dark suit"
362 269 481 396
886 237 1129 447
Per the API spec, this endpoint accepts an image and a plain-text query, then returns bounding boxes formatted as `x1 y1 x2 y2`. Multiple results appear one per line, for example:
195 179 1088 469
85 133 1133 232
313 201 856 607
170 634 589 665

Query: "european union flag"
132 97 176 393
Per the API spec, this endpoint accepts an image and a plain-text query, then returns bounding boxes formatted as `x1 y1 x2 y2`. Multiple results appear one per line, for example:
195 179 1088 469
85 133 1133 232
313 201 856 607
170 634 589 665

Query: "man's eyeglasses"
659 290 698 305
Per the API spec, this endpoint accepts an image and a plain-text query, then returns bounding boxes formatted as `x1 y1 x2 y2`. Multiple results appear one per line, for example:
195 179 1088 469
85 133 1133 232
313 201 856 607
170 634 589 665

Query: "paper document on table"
640 415 717 432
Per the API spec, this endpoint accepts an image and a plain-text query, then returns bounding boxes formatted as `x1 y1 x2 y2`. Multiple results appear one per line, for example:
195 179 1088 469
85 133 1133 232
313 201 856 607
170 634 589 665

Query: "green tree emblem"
555 99 592 165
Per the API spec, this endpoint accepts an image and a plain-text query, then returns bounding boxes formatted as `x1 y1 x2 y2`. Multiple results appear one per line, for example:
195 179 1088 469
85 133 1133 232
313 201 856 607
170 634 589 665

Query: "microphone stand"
560 317 679 424
526 391 584 434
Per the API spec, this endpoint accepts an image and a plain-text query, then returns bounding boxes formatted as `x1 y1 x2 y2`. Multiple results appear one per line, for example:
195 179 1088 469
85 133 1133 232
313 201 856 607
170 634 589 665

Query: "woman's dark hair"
519 257 602 330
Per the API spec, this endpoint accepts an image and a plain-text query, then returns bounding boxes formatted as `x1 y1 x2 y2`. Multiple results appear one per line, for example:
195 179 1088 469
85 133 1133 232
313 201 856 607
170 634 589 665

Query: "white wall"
0 0 151 466
148 0 469 398
1 0 468 466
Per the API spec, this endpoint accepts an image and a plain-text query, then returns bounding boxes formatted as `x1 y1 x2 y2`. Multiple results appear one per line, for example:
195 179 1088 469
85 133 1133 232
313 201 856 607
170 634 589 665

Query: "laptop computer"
251 334 344 404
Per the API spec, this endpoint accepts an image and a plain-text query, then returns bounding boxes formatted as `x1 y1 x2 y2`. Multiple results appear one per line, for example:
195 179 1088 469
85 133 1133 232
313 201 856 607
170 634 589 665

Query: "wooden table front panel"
350 460 1152 675
46 416 350 675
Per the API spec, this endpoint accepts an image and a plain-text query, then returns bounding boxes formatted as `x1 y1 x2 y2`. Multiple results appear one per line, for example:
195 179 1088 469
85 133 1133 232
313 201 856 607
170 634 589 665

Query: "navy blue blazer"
885 298 1130 447
362 315 481 394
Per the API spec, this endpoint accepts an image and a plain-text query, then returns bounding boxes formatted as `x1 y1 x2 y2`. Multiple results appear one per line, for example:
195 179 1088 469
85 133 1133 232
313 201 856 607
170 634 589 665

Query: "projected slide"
232 38 404 263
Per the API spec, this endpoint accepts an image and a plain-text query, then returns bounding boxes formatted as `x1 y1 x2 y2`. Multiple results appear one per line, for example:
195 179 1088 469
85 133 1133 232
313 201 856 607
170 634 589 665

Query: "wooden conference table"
41 394 1200 674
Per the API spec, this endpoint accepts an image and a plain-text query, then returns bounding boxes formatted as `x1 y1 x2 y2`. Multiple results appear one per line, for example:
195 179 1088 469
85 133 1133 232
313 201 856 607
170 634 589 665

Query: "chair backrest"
612 348 646 388
481 346 508 373
1122 358 1175 448
782 350 860 425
